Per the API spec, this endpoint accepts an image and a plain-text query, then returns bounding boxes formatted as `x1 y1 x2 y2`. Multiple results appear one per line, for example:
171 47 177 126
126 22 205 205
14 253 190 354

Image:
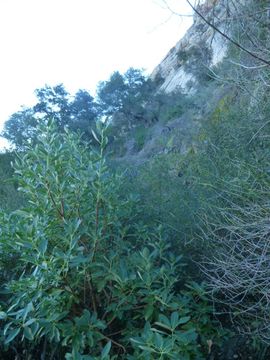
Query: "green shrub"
134 126 148 151
0 121 224 359
112 149 211 281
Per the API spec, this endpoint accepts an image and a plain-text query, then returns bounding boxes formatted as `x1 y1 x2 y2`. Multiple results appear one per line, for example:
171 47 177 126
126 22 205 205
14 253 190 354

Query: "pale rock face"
159 67 194 94
151 0 228 93
210 33 227 66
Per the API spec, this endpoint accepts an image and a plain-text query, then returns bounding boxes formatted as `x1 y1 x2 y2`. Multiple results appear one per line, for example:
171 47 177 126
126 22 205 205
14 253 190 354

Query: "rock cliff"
113 0 241 162
151 0 229 93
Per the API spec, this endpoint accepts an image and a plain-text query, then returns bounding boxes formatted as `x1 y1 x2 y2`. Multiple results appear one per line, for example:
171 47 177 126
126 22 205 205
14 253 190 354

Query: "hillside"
0 0 270 358
151 0 228 93
108 0 234 162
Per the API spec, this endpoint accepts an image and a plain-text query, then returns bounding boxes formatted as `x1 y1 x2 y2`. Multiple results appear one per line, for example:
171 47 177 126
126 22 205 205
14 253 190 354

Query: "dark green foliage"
97 71 127 115
69 90 99 140
0 152 24 211
106 87 193 157
0 122 222 359
2 84 99 148
97 67 191 136
2 108 37 149
34 84 71 128
97 68 152 128
157 92 192 124
2 0 270 355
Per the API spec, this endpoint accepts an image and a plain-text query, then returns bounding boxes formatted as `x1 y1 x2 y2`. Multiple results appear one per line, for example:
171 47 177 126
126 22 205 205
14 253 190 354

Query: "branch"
185 0 270 67
229 60 268 70
158 0 193 17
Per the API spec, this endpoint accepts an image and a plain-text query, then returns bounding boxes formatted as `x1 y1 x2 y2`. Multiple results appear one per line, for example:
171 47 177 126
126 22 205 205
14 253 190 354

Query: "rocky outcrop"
151 0 229 93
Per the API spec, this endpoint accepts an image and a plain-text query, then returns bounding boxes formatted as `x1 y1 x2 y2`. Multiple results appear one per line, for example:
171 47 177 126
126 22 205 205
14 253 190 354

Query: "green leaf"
154 322 172 332
74 218 82 232
3 322 12 336
154 332 164 348
24 318 36 327
7 298 21 313
38 238 48 255
176 328 197 344
170 311 179 329
30 322 39 336
155 314 172 331
91 130 100 144
70 235 80 250
23 326 34 340
0 311 7 320
49 311 69 322
22 302 34 321
13 209 31 218
101 341 111 359
178 316 190 325
159 314 171 327
138 345 156 353
70 255 90 267
144 304 154 320
130 337 144 345
150 327 168 336
5 328 20 344
15 241 33 249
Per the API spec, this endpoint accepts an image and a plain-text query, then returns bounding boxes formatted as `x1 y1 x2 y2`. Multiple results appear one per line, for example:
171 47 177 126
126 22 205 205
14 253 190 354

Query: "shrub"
0 121 224 359
190 91 270 343
134 126 148 152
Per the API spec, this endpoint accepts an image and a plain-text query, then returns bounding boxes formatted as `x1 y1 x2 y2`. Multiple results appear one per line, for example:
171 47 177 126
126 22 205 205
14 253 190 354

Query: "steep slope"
151 0 228 93
110 0 235 162
110 0 248 164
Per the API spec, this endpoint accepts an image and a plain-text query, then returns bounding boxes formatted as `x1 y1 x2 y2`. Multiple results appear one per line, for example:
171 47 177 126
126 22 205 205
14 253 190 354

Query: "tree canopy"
2 84 99 148
2 69 157 148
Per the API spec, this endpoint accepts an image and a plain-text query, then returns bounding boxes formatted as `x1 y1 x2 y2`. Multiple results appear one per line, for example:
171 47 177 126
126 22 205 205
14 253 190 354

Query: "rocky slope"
151 0 229 93
115 0 235 162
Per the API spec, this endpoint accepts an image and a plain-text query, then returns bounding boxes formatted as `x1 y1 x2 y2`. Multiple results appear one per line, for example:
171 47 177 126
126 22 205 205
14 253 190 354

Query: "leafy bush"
0 152 24 211
0 122 224 359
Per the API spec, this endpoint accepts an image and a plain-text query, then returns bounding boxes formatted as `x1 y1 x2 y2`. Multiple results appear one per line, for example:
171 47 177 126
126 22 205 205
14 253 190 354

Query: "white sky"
0 0 194 150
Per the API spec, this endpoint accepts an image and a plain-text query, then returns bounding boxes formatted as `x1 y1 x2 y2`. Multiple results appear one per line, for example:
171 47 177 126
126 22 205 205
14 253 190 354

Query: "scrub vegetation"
0 0 270 358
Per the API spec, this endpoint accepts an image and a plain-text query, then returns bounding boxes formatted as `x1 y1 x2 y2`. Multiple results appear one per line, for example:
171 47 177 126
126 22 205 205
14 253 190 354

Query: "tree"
33 84 71 128
2 108 37 149
69 90 99 140
97 70 129 116
124 67 147 95
2 84 98 148
97 68 151 123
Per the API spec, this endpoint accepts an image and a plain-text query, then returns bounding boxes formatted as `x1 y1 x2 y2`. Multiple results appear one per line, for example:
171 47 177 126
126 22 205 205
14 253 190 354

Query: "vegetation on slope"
1 0 270 358
0 123 225 359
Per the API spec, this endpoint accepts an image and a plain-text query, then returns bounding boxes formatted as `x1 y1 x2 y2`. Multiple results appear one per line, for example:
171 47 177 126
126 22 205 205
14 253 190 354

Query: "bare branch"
229 60 268 70
185 0 270 67
157 0 193 17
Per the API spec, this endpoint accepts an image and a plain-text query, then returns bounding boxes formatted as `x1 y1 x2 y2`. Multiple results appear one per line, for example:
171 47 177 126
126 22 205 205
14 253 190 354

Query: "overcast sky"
0 0 194 149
